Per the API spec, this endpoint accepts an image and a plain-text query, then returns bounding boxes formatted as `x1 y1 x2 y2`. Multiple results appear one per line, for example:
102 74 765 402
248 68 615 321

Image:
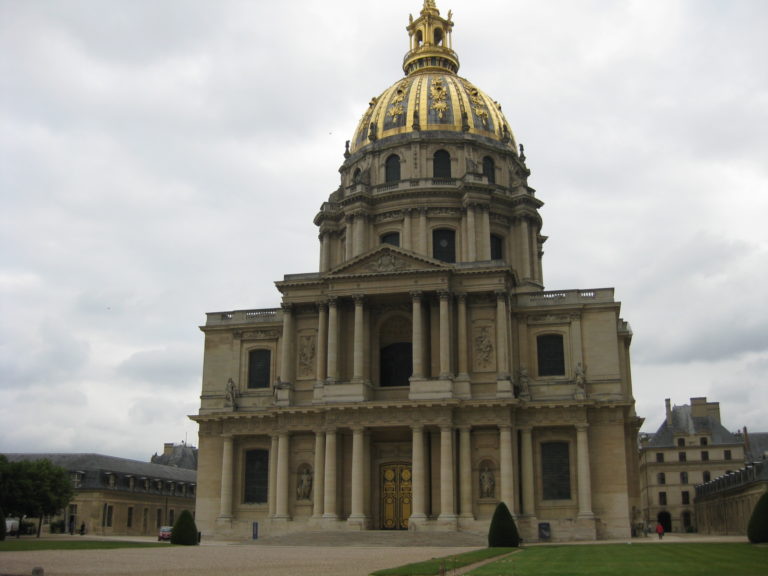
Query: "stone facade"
192 1 642 542
638 397 745 533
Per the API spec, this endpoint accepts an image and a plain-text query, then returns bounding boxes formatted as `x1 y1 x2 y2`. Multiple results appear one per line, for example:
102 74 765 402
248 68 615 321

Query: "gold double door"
381 463 412 530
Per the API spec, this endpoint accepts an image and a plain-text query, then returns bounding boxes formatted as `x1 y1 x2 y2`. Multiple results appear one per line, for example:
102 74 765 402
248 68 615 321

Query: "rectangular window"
657 472 666 485
168 509 175 526
490 234 503 260
680 472 688 485
537 334 565 377
541 442 571 500
682 491 690 505
700 437 708 446
103 504 113 528
703 471 711 483
244 449 270 504
659 491 667 506
127 506 133 528
248 349 271 389
656 452 664 463
724 450 732 460
701 450 709 461
678 451 687 462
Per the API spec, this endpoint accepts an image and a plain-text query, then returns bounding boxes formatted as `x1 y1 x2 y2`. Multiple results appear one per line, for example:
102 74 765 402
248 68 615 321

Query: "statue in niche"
574 362 587 400
297 466 313 500
225 378 239 411
480 466 495 498
517 367 530 399
473 326 494 369
298 335 316 377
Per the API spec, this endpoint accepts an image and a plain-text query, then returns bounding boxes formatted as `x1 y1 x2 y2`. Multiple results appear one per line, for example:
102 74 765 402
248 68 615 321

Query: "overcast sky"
1 0 766 462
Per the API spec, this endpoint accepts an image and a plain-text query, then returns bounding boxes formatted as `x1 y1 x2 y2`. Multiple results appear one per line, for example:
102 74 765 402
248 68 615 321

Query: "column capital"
353 294 365 305
494 289 508 300
438 290 452 300
410 290 423 300
328 296 339 307
455 292 467 302
411 424 425 432
317 300 329 311
576 423 590 432
281 302 294 312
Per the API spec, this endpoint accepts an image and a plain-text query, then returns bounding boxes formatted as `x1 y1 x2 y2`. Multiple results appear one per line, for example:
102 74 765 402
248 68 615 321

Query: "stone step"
250 530 487 547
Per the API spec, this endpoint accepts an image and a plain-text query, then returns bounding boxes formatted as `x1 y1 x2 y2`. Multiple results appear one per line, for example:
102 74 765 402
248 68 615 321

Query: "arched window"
385 154 401 183
352 168 361 183
537 334 565 376
490 234 503 260
482 156 496 184
432 228 456 263
244 449 269 503
433 149 451 179
248 349 271 389
381 232 400 247
434 28 444 46
416 30 423 47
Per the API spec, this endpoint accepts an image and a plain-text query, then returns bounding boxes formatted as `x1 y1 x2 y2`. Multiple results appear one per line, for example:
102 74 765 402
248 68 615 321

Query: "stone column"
411 426 427 522
419 207 428 256
411 292 424 380
275 432 291 519
323 429 338 520
348 427 368 526
312 430 325 518
326 298 339 382
439 425 456 521
268 435 278 517
520 427 535 516
319 232 330 272
466 205 477 261
219 435 234 519
499 425 515 514
456 293 469 379
576 424 594 517
316 302 328 384
403 209 412 250
519 216 531 279
479 204 491 260
495 291 510 380
353 212 367 256
438 291 452 380
345 216 354 261
459 426 473 519
353 296 365 382
280 303 294 384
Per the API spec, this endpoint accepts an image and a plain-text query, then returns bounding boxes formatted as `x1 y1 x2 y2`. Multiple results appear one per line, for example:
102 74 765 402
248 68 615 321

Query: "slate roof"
745 432 768 462
4 453 196 486
646 404 741 447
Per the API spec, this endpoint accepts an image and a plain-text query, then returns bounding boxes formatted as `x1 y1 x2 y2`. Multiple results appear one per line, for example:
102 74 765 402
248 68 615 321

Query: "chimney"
163 442 174 456
665 398 672 426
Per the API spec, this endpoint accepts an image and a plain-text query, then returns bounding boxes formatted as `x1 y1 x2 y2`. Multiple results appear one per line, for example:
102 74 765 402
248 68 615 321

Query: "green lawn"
464 543 768 576
0 539 166 552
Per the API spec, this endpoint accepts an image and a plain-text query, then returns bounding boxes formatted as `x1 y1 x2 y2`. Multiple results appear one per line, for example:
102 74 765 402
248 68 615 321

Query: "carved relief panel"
471 322 496 373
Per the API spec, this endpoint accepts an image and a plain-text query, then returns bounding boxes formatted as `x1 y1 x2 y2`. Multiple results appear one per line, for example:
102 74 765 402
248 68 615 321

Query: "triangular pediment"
326 245 450 277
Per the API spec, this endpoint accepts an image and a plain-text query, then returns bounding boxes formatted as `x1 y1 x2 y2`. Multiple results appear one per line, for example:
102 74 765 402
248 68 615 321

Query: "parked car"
158 526 173 541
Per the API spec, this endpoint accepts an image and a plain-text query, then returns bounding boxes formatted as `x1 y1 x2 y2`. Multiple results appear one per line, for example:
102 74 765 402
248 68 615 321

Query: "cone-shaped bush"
170 510 198 546
488 501 520 547
747 491 768 544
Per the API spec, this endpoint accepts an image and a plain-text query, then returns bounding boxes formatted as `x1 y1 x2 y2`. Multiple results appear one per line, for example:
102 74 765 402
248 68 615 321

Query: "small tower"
404 1 459 74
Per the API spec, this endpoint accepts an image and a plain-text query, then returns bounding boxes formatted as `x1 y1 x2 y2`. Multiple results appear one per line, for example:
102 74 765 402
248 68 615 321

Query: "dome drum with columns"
192 1 642 543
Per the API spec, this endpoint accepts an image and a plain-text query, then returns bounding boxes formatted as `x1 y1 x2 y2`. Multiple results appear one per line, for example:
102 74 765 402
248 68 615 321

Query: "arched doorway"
658 511 672 533
379 315 412 387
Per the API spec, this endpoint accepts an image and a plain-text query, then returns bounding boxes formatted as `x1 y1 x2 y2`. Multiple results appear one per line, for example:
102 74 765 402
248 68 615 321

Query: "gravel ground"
0 544 478 576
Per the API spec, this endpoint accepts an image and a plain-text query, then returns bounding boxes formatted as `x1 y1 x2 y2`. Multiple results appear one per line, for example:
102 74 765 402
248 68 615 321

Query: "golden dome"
349 2 517 155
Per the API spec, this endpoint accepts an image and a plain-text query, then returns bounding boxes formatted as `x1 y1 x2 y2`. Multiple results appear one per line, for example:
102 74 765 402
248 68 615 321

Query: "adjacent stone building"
6 453 196 536
638 397 745 533
192 1 642 542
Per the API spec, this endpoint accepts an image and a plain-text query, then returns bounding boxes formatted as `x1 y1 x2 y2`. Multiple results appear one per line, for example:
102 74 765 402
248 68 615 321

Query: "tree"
170 509 198 545
0 457 73 538
747 491 768 544
488 501 521 547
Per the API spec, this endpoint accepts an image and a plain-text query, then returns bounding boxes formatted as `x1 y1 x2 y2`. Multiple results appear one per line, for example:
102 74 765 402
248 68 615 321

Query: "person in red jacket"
655 522 665 540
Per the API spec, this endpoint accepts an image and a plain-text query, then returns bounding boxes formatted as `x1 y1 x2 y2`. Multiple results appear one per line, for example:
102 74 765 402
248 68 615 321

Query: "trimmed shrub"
488 501 520 547
747 491 768 544
170 509 198 546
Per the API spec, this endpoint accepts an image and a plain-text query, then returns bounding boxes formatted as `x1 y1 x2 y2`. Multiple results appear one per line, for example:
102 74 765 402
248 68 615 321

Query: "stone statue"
517 367 530 399
574 362 586 400
297 467 312 500
225 378 239 410
480 466 495 498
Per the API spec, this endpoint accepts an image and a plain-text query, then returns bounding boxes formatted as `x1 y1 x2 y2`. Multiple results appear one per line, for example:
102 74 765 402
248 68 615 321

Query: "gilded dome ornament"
347 2 518 155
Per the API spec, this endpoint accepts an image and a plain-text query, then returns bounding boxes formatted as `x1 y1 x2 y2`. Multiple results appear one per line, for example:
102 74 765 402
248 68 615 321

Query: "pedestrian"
655 522 664 540
79 522 86 536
